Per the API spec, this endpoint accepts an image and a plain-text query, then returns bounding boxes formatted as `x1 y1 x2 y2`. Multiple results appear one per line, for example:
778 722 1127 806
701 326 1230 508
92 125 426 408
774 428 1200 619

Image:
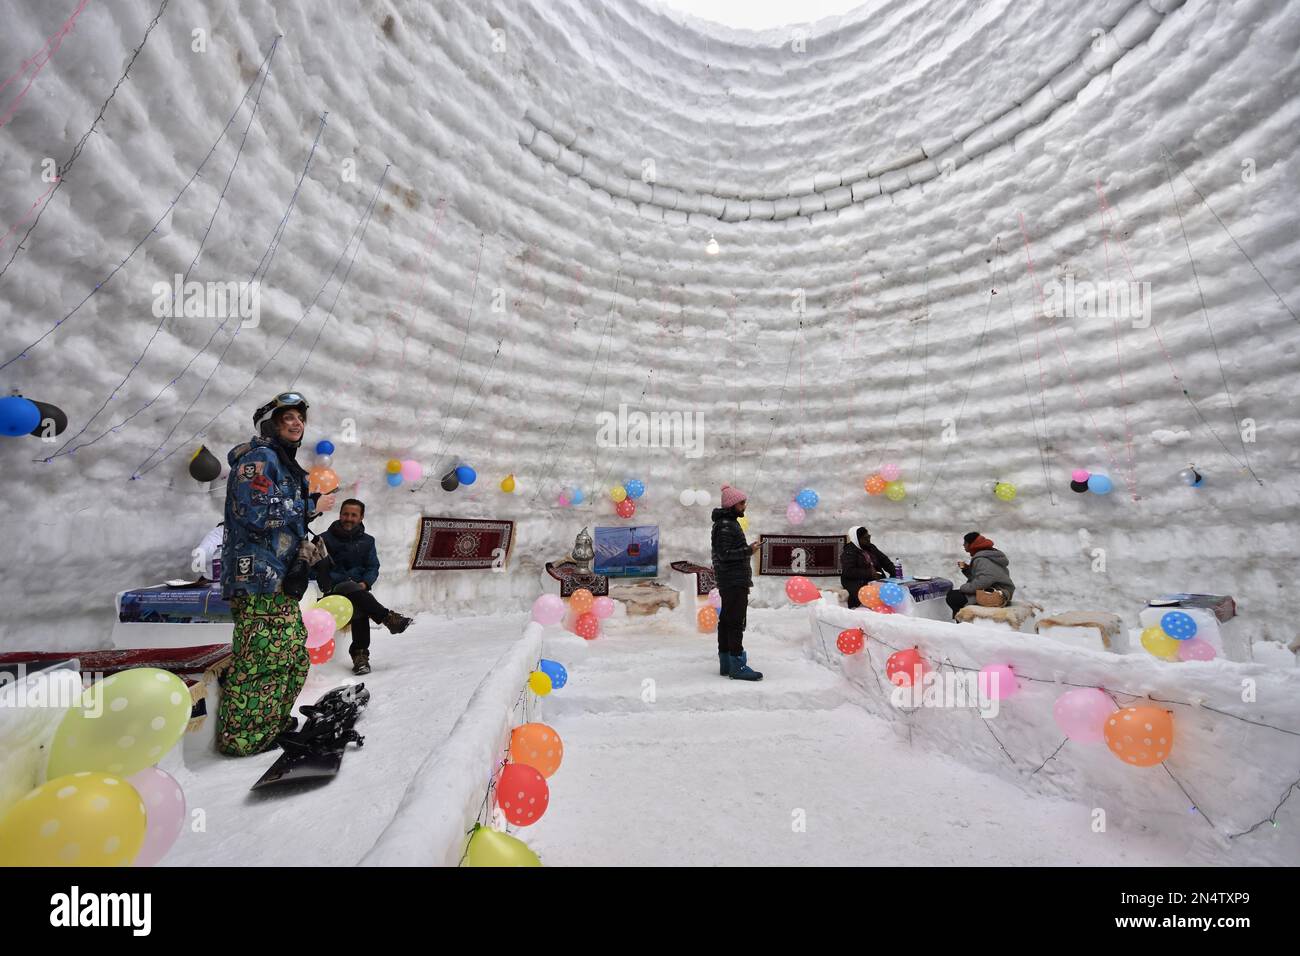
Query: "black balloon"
1069 480 1090 493
440 470 460 492
189 444 222 482
27 400 68 437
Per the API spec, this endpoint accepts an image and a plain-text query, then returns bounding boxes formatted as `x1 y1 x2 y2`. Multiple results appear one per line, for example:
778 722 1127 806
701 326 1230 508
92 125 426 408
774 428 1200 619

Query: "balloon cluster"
786 487 819 524
1178 466 1204 488
1140 610 1215 662
0 668 192 865
678 488 712 507
302 595 355 664
698 588 722 634
439 464 477 492
527 659 568 696
529 588 614 640
385 457 423 489
865 463 906 501
0 395 66 439
1069 469 1112 495
610 479 645 517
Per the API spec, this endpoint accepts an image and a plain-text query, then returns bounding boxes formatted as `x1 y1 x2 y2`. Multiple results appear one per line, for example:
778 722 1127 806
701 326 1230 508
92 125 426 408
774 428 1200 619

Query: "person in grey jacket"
947 532 1016 618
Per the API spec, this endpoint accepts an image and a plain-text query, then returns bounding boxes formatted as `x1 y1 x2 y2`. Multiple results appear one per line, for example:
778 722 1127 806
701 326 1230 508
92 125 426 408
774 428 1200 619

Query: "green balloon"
462 825 542 867
314 595 354 630
47 668 193 778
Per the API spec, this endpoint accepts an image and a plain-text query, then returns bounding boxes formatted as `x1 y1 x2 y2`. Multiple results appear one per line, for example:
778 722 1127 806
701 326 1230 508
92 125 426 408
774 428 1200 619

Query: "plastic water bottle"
894 559 904 581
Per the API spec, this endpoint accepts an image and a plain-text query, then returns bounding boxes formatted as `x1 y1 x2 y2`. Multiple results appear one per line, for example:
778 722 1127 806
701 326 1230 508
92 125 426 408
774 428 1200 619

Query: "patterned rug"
758 534 844 577
544 561 610 597
669 560 717 595
411 516 514 571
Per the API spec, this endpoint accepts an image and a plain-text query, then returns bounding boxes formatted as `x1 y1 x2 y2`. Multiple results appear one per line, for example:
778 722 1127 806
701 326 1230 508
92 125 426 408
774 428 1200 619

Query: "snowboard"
250 683 369 790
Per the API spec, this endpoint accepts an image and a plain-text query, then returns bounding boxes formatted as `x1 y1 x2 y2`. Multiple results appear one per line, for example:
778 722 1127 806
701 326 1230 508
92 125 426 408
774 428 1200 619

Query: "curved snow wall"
812 604 1300 864
1 0 1299 652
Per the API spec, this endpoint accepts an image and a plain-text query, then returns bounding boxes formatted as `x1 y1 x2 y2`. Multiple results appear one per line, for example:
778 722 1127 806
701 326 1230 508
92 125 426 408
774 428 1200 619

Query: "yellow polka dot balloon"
528 670 553 696
47 668 193 778
609 485 628 503
0 772 146 866
1140 625 1181 661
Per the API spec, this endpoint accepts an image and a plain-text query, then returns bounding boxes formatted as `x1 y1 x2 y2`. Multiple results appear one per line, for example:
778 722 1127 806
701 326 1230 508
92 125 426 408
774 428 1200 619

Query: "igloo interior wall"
1 0 1297 653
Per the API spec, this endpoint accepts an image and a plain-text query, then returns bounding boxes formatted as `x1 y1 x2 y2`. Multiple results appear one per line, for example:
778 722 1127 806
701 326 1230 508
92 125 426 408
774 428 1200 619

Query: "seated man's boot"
383 611 413 635
351 650 371 675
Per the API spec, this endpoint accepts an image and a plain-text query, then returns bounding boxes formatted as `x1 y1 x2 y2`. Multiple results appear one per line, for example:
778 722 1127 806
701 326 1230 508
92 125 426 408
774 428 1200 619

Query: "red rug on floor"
410 516 514 571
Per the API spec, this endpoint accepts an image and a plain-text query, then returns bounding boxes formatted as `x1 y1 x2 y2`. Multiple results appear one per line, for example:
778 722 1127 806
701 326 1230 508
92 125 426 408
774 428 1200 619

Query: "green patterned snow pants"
217 592 310 756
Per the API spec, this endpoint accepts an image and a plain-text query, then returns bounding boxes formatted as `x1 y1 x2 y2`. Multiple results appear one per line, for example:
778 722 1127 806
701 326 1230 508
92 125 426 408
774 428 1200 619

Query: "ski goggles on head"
254 392 310 429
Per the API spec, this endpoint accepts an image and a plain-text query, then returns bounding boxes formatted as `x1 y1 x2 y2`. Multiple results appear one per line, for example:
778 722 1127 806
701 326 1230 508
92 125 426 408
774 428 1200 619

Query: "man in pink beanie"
711 484 762 680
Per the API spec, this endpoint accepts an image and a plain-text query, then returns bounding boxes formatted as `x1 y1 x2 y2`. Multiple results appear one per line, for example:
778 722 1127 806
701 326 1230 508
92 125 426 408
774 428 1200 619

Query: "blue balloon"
538 659 568 690
1160 611 1197 641
570 487 585 505
387 472 403 487
879 582 906 607
0 396 41 437
796 488 819 509
456 465 477 485
315 440 335 455
1087 474 1113 495
624 479 645 499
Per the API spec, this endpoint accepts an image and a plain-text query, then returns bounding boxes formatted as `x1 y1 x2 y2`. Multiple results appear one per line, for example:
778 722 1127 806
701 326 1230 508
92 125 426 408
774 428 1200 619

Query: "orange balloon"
697 606 718 632
858 583 885 608
570 588 594 614
1104 706 1174 767
510 722 564 778
865 475 887 496
308 466 339 494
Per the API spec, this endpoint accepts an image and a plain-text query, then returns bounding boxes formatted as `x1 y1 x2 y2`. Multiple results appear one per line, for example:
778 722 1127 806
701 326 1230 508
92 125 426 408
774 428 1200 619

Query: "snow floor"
162 612 526 867
524 609 1190 866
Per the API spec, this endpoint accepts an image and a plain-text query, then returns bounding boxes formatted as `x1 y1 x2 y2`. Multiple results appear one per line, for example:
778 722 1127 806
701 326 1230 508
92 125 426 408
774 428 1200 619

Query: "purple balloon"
531 594 565 626
128 767 186 866
707 588 721 611
1052 687 1113 744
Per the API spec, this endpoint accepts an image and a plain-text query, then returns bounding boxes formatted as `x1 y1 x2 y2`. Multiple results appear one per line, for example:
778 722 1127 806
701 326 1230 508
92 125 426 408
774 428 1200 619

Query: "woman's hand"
317 493 337 513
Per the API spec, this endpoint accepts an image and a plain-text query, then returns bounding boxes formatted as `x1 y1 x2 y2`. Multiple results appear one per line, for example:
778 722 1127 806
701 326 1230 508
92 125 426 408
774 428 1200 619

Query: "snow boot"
728 653 762 681
719 652 729 676
352 650 371 675
384 611 413 635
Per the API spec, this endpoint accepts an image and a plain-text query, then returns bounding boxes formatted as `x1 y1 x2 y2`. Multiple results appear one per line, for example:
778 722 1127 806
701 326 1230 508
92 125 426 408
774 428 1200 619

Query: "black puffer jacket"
840 542 897 602
317 520 380 590
711 507 753 588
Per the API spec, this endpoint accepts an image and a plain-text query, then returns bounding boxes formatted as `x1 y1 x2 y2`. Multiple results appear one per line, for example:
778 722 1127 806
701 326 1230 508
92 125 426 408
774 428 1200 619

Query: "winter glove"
298 536 331 571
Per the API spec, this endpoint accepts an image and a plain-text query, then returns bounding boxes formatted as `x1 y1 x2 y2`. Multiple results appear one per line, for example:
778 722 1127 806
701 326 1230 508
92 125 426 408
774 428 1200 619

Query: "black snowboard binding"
250 684 370 790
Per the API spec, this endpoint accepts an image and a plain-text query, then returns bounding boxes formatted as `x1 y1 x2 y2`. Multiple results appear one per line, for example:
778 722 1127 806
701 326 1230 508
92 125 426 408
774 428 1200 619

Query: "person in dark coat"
316 499 414 675
947 531 1016 618
841 526 897 608
711 484 762 681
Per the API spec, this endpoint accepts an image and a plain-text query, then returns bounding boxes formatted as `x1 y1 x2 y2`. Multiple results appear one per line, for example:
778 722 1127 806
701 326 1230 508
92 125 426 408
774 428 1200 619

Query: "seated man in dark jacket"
841 526 897 608
317 499 414 675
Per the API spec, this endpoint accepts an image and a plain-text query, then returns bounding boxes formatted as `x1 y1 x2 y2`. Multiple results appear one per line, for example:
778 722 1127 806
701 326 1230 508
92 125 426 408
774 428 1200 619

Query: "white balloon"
694 489 711 507
317 454 333 468
679 489 695 507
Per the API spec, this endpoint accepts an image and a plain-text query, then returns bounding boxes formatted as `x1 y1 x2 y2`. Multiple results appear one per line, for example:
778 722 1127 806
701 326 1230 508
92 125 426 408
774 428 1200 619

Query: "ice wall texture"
1 0 1297 651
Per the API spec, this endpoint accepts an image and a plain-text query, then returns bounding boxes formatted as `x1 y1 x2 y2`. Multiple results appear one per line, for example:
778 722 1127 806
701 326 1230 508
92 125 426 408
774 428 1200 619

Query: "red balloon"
308 638 335 665
496 763 549 826
785 576 818 604
576 611 600 640
616 498 636 518
837 628 865 655
886 647 927 687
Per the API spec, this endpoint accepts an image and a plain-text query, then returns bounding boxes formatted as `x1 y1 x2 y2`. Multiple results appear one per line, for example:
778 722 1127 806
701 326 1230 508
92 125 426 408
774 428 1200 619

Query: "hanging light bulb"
705 233 719 256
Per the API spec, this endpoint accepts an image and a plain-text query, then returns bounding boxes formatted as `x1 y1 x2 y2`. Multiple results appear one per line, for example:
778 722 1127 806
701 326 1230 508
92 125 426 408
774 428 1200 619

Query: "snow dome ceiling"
0 0 1297 650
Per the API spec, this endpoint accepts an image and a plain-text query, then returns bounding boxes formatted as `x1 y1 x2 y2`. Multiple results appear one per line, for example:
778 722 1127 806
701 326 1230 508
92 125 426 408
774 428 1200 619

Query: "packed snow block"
699 193 727 218
529 129 561 162
550 120 577 147
651 184 679 209
788 175 816 196
524 105 555 134
1037 611 1128 653
962 107 1028 159
748 198 776 220
514 120 536 147
811 208 838 226
878 168 910 194
920 136 953 160
1082 35 1125 74
1112 3 1163 48
555 146 584 176
605 174 631 198
951 118 982 142
579 164 606 190
637 202 665 222
714 179 744 198
799 193 827 216
1019 84 1058 125
662 208 688 226
1049 59 1094 101
850 177 882 202
1138 606 1239 660
822 185 853 210
721 199 750 222
810 604 1300 864
869 147 925 178
675 191 701 213
772 196 802 220
1147 0 1187 13
813 172 841 192
904 159 940 186
625 179 652 204
361 625 542 867
955 603 1038 632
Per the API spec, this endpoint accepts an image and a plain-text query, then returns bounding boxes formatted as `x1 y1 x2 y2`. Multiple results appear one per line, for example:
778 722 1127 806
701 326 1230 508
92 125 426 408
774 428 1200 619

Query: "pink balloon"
785 576 818 604
400 459 424 482
556 493 570 507
1071 468 1091 483
978 664 1018 700
786 501 806 525
592 596 616 620
127 767 186 867
1178 638 1217 662
302 608 337 649
707 588 721 611
531 594 566 626
1052 688 1113 744
880 462 902 482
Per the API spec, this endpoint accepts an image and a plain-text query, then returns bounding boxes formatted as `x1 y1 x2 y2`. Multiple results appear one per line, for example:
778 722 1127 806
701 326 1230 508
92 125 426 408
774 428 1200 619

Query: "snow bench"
1036 610 1128 653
